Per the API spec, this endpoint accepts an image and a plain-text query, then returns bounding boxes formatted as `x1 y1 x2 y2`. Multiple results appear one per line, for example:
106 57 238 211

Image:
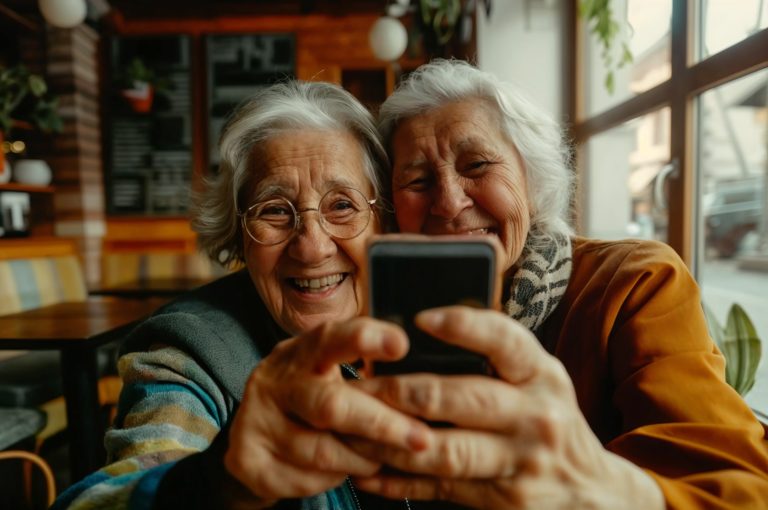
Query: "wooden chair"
0 408 56 508
0 240 122 461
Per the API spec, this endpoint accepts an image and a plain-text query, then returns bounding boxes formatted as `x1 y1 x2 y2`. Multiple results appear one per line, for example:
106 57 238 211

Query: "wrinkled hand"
224 318 432 504
348 307 664 510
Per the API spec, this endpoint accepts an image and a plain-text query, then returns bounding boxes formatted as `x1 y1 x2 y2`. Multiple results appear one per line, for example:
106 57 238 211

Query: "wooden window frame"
566 0 768 267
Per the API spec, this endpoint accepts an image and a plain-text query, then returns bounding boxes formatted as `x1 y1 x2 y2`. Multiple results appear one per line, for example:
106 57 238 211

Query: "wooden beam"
0 3 40 32
571 81 672 142
687 27 768 96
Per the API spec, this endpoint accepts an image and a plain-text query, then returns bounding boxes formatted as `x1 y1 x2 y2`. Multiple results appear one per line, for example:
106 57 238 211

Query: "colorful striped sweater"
51 271 370 510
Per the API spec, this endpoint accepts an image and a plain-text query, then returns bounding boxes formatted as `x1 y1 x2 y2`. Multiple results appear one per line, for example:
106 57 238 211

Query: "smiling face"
391 99 531 275
242 129 377 335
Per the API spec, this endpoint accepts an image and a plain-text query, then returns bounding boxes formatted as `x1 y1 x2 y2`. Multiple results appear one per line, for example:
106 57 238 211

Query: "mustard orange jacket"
538 237 768 508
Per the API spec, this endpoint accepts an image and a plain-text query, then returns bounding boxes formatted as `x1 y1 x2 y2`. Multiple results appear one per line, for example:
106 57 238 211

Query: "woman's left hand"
347 307 664 510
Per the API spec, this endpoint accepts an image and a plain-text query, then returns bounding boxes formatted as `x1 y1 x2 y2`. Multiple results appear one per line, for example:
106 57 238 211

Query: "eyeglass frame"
238 186 378 246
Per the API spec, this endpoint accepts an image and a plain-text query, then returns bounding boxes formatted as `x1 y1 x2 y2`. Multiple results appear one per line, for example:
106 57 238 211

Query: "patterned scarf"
505 233 573 333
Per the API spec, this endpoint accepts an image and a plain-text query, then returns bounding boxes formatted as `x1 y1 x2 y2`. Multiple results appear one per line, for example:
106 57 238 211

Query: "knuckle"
312 387 347 428
379 375 406 404
437 439 467 477
410 378 442 417
547 358 573 391
518 448 550 476
379 477 406 499
531 405 566 448
435 477 456 501
308 437 336 467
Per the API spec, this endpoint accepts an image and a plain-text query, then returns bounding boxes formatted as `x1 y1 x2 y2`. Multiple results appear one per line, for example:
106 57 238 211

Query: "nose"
430 174 473 219
287 209 337 263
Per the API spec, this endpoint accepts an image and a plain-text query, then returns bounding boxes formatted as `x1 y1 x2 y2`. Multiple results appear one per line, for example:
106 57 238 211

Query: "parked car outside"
703 177 764 258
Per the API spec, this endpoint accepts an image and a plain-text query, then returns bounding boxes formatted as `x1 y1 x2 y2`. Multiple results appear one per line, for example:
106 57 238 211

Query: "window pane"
583 108 670 242
583 0 672 116
697 0 768 60
696 69 768 414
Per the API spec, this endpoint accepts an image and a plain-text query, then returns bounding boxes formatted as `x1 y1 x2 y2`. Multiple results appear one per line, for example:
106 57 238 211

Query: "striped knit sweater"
50 271 366 510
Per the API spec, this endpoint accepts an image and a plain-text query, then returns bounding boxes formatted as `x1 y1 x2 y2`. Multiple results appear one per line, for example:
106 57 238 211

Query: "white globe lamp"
369 16 408 62
38 0 88 29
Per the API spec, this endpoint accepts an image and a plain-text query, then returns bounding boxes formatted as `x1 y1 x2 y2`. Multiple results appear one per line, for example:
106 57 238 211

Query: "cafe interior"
0 0 767 507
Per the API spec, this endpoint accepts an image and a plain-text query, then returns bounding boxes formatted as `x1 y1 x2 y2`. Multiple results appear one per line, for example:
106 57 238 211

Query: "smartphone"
367 236 497 376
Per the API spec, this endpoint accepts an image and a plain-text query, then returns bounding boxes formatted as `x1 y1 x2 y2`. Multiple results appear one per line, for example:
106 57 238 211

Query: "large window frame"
566 0 768 270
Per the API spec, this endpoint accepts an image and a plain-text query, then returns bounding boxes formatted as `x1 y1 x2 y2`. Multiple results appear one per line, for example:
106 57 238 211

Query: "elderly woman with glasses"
53 81 430 510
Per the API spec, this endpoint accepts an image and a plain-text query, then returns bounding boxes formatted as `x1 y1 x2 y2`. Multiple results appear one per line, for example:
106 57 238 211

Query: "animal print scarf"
505 233 573 333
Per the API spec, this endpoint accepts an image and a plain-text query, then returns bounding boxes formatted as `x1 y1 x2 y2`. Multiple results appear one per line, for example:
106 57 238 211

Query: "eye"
399 174 432 191
465 160 490 173
259 204 291 216
329 199 354 211
251 199 294 226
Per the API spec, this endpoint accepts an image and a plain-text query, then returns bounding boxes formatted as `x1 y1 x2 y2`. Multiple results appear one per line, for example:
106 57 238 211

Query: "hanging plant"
419 0 462 46
579 0 633 94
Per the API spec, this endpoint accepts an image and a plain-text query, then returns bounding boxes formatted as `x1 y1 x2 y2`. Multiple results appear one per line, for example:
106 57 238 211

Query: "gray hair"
192 80 388 265
378 59 574 250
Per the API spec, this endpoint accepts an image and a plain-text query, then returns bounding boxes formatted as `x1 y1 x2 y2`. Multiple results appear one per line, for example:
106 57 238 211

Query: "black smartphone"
367 236 497 376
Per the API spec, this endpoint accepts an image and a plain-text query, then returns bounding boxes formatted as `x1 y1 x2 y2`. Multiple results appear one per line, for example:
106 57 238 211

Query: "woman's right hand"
223 317 432 504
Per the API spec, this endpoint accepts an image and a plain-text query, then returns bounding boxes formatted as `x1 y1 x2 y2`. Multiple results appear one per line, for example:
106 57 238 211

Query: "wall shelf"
0 183 55 194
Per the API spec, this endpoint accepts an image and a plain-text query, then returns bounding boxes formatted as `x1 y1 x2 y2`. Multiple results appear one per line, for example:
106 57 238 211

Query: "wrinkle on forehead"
244 129 372 205
250 178 364 203
393 101 509 171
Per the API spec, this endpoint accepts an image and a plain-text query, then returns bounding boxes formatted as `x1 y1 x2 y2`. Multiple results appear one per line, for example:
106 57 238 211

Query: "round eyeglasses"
239 187 377 246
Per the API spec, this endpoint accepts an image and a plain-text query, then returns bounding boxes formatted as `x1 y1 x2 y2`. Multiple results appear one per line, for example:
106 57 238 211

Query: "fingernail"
407 422 431 450
361 328 383 350
415 309 445 330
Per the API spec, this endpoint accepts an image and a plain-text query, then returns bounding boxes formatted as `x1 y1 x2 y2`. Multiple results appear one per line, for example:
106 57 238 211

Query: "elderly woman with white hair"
52 81 431 509
339 60 768 509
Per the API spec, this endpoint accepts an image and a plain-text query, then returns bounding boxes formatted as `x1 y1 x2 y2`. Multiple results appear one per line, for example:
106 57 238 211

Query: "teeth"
293 273 344 291
467 228 489 235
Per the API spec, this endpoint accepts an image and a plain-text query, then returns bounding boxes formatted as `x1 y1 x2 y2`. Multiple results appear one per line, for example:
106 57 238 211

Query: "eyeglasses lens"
244 187 372 245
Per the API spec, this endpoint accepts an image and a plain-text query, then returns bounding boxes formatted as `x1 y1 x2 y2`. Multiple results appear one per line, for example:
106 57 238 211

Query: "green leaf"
703 303 725 349
724 304 762 395
28 74 47 97
604 71 615 94
579 0 632 95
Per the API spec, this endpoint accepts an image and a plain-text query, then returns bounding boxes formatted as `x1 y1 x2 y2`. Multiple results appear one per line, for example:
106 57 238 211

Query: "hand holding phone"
367 235 499 376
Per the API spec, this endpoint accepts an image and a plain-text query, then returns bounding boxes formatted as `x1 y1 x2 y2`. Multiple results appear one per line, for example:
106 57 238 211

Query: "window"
584 0 672 116
583 108 670 241
571 0 768 417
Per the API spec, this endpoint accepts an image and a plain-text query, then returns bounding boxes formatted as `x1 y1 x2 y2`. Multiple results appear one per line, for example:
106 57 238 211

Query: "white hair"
378 59 574 250
192 80 388 265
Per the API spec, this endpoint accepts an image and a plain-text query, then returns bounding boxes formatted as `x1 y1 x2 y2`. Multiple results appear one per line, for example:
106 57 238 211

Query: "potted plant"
704 302 763 396
0 65 63 176
117 57 169 114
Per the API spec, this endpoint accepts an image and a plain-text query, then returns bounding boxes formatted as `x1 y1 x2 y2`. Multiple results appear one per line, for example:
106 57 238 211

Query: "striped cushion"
0 256 87 316
101 252 227 287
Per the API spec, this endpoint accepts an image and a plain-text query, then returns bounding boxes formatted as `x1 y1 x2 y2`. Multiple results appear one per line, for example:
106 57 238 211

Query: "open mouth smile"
289 273 348 293
466 228 497 236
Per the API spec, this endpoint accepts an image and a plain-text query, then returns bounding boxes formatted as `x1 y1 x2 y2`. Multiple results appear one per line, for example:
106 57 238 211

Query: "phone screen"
368 238 495 375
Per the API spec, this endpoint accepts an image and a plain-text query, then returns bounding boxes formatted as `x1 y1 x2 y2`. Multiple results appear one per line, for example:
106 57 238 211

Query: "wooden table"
0 296 168 481
90 277 212 298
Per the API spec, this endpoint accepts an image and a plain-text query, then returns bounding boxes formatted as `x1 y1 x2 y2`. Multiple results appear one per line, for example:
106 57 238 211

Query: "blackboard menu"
107 35 193 215
207 34 295 173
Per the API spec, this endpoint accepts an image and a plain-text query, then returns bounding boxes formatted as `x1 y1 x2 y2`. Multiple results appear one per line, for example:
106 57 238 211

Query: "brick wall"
43 25 105 287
